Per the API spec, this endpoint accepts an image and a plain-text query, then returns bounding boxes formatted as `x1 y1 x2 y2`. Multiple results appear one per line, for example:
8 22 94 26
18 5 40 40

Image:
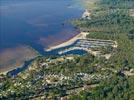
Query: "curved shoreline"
45 9 91 52
45 32 89 51
0 46 40 75
0 7 87 75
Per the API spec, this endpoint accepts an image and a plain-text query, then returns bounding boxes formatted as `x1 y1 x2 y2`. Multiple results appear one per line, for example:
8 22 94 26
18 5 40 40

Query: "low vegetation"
0 0 134 99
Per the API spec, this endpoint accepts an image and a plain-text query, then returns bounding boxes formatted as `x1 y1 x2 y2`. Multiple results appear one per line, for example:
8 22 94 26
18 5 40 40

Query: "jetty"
45 30 117 59
57 39 117 59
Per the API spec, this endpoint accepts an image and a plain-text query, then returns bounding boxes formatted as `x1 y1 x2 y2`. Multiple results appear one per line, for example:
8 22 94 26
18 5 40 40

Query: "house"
82 9 91 19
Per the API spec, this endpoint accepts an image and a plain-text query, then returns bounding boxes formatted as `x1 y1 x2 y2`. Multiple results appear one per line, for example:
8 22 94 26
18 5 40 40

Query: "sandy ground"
45 9 90 52
129 9 134 17
45 32 89 51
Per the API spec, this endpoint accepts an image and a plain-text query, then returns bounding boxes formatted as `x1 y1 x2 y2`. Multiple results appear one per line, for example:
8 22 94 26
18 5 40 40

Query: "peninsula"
46 32 89 51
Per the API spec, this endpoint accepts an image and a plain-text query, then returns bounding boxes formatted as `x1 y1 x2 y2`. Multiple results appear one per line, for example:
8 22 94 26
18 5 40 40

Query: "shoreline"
0 46 40 75
0 57 36 76
0 31 88 75
0 64 25 75
45 32 89 51
45 9 91 52
0 8 87 75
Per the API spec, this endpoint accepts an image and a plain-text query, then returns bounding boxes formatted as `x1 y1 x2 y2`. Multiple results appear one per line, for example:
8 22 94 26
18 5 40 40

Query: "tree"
128 29 134 40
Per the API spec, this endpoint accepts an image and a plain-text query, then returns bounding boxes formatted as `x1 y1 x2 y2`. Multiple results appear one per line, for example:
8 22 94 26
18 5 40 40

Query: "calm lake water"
0 0 84 72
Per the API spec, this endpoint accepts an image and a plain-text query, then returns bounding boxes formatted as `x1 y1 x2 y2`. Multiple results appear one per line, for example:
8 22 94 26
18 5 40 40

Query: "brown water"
0 0 84 72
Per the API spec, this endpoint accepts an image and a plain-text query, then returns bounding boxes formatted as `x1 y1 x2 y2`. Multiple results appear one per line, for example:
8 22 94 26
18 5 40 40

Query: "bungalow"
82 9 91 19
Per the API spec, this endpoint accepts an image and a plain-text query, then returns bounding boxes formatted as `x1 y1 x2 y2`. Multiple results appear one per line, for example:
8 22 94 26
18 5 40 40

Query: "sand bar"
46 32 89 51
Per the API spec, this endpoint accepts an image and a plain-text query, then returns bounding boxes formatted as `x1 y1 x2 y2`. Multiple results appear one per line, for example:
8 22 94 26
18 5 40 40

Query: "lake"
0 0 84 72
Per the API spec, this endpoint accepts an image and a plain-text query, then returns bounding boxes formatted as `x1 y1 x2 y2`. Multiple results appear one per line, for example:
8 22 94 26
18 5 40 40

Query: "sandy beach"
45 9 91 52
46 32 89 51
